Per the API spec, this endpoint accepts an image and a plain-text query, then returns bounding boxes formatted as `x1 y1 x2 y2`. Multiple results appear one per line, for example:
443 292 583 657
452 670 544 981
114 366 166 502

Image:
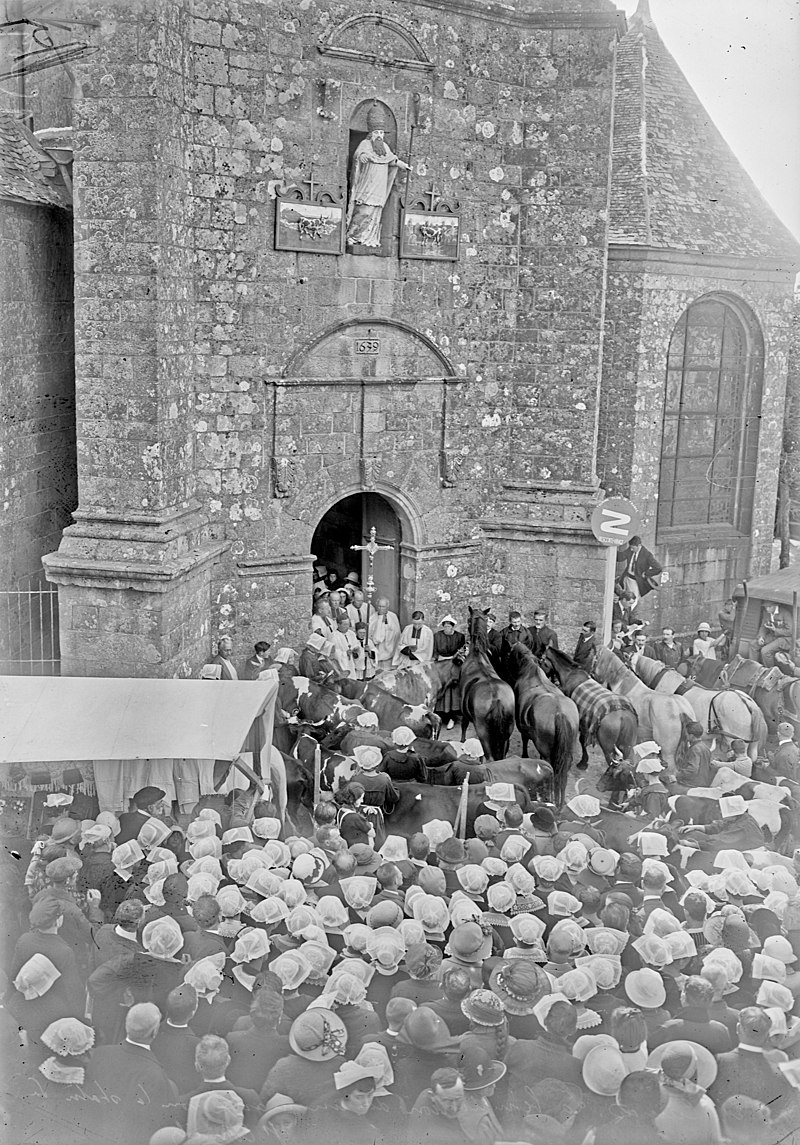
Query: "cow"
387 781 531 838
292 730 358 794
426 755 553 803
359 680 441 738
280 676 368 727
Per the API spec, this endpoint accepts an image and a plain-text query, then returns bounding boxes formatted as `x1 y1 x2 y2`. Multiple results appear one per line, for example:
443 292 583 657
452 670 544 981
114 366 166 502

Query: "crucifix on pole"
351 526 395 679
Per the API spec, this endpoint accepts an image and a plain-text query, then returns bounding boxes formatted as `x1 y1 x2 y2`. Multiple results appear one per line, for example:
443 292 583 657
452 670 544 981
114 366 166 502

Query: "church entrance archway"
311 493 402 614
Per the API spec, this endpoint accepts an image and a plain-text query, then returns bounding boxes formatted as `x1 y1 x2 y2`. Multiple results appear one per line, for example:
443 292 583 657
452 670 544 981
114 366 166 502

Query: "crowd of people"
3 545 800 1145
4 727 800 1145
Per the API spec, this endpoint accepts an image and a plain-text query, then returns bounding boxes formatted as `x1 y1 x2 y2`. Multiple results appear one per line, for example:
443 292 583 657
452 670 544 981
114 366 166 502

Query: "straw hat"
624 967 666 1009
461 989 506 1027
489 961 549 1016
582 1045 627 1096
289 1008 347 1061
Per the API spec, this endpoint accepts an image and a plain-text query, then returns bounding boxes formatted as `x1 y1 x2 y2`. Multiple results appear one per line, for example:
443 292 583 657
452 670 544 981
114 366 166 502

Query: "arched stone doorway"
311 492 402 614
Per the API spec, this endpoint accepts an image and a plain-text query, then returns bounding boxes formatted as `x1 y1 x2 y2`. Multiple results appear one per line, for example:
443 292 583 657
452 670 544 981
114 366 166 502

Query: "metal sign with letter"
591 497 642 642
590 497 642 547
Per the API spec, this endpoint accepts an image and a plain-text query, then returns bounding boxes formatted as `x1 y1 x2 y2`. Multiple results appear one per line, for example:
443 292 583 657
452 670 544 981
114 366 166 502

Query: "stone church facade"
1 0 797 677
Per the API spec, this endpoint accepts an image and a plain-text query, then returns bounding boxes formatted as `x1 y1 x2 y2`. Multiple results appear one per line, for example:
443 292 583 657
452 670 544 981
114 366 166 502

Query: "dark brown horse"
545 647 638 770
460 606 516 761
504 644 579 806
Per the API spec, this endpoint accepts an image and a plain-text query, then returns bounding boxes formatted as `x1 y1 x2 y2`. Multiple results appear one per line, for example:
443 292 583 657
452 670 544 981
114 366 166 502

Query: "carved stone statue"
346 103 410 249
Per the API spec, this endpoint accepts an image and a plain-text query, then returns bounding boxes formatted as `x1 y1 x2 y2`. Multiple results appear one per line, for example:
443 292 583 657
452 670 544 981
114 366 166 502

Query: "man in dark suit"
227 988 290 1093
649 976 733 1053
709 1007 795 1114
770 721 800 780
573 621 597 668
242 640 272 679
85 1002 180 1143
116 785 167 845
528 609 559 659
151 983 201 1095
645 626 685 670
181 1034 261 1121
496 611 535 661
616 535 662 601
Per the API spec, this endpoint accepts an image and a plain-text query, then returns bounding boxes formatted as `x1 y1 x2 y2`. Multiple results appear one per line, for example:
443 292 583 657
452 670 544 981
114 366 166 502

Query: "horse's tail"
552 711 575 803
486 698 514 761
675 712 695 772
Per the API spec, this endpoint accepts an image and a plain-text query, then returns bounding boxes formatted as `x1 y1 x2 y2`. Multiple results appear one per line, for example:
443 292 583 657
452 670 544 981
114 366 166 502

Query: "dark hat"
531 805 556 832
49 819 81 844
349 844 382 875
458 1044 507 1091
447 921 492 963
132 786 166 809
489 960 549 1016
401 1006 455 1051
436 838 467 869
29 898 65 929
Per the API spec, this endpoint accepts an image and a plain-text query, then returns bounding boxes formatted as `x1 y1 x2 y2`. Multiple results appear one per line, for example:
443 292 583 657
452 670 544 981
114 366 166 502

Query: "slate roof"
610 0 800 261
0 115 72 209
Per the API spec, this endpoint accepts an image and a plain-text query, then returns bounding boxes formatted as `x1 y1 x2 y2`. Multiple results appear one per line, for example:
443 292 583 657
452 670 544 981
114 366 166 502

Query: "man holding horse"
496 611 535 660
528 609 559 659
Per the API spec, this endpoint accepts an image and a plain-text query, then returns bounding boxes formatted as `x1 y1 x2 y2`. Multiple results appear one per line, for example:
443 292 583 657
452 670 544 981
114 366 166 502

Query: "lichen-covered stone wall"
599 252 796 627
0 202 77 588
47 0 620 668
182 0 618 647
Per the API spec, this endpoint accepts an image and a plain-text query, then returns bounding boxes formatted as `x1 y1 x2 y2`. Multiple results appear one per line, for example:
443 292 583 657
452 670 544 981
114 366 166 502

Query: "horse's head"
467 607 490 652
505 643 528 672
545 645 580 682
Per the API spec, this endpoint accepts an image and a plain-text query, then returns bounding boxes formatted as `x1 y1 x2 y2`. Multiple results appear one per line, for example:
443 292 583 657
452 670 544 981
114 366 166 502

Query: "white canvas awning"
0 675 277 764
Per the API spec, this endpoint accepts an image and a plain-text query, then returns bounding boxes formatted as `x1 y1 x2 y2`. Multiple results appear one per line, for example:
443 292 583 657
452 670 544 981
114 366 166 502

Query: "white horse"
590 646 695 768
631 653 768 762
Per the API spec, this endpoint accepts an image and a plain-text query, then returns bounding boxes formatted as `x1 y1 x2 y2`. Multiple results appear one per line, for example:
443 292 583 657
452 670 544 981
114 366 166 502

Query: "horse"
694 655 800 741
589 646 695 768
460 606 516 761
544 648 638 770
367 659 463 711
503 644 579 806
427 754 554 801
630 652 768 761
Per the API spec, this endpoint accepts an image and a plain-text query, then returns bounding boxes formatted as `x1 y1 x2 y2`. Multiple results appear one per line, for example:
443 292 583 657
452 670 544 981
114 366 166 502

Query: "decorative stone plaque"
275 171 345 255
400 186 460 261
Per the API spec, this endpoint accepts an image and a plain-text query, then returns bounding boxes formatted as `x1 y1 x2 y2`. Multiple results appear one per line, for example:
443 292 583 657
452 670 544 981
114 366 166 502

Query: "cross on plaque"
301 169 319 202
351 526 396 679
421 183 440 212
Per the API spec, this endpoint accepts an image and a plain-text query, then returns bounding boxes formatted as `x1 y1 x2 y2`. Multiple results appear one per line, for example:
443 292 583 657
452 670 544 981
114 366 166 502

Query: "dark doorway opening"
311 493 402 615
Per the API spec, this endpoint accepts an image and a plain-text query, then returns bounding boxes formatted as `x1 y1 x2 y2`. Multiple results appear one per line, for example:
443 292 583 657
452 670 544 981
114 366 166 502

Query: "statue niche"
346 100 409 257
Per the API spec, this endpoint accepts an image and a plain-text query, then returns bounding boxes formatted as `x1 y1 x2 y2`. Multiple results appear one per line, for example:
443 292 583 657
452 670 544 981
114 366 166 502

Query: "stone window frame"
656 291 764 542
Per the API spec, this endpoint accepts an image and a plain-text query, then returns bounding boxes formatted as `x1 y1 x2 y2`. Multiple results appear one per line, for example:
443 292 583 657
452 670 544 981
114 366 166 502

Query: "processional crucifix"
351 526 395 680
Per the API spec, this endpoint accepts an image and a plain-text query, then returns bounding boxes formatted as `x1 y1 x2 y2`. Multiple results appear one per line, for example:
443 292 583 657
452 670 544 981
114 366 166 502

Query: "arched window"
657 296 763 536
